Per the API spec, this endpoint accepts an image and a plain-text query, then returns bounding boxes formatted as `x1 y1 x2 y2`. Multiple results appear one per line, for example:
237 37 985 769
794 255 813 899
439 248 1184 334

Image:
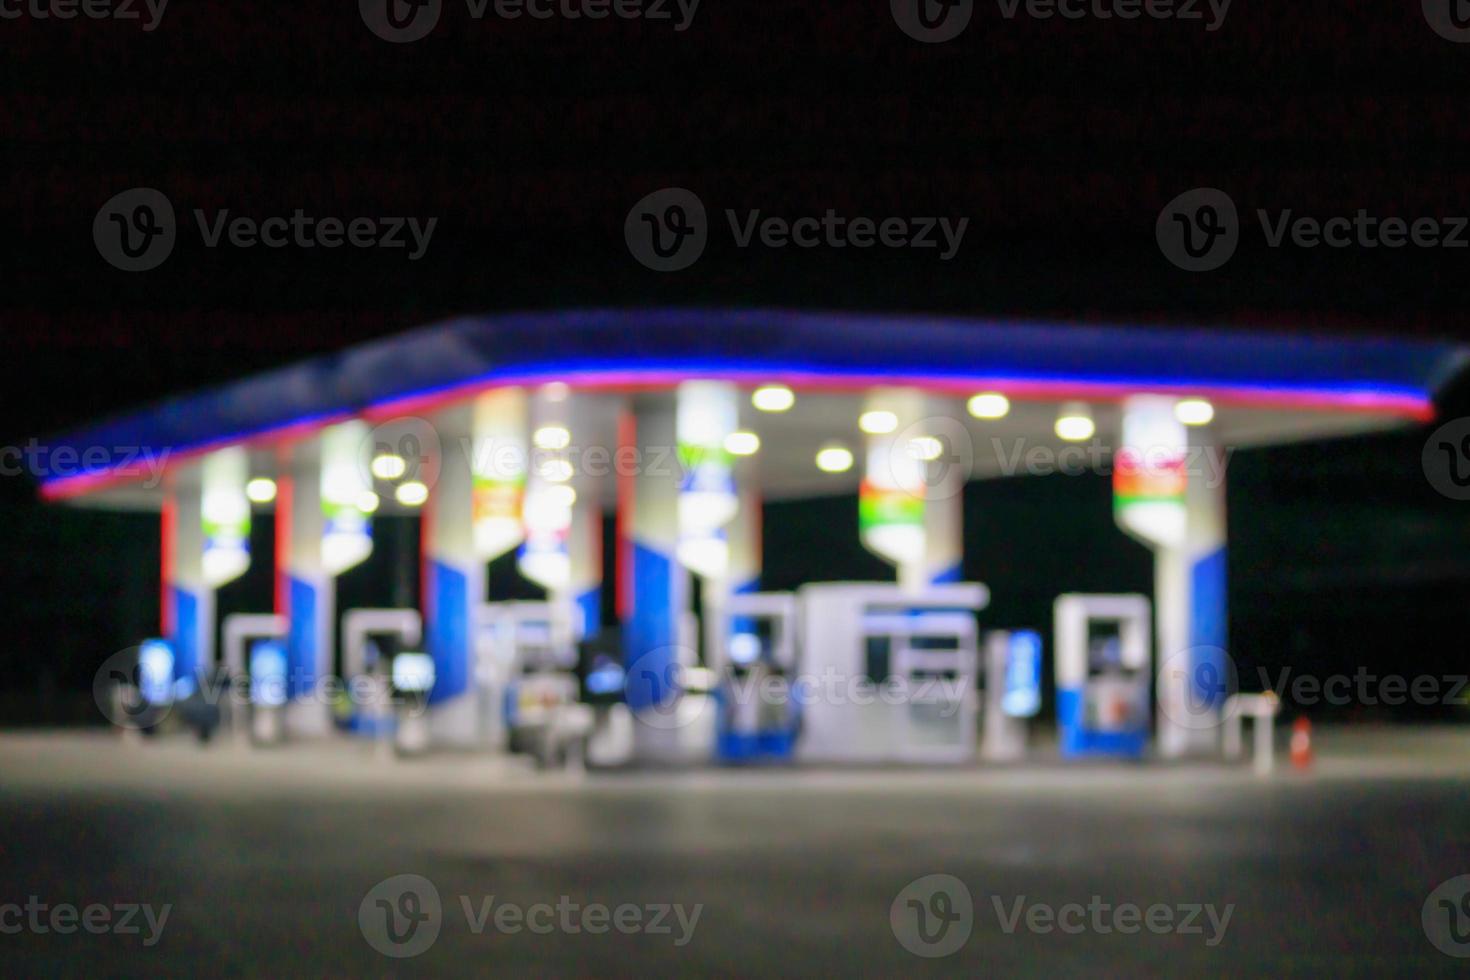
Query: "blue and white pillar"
163 466 210 692
423 393 524 746
163 447 252 691
1114 396 1228 757
280 422 373 737
860 388 966 590
620 394 691 744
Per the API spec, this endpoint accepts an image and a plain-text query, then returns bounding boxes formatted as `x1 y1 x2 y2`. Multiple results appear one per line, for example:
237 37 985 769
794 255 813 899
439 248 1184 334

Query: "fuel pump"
391 652 435 756
1054 594 1152 759
795 583 987 764
709 592 799 763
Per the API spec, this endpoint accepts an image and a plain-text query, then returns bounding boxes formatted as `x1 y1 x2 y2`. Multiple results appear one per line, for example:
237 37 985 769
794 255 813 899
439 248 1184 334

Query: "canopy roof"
40 309 1467 508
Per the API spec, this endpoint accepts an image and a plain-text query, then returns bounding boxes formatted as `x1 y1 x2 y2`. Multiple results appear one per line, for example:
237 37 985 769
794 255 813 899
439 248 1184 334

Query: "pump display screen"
138 639 175 705
250 640 288 707
392 653 436 693
1087 620 1128 674
1002 630 1043 718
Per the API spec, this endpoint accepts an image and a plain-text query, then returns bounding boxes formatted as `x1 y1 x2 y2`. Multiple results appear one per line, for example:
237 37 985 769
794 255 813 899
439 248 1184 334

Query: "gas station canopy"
39 309 1467 509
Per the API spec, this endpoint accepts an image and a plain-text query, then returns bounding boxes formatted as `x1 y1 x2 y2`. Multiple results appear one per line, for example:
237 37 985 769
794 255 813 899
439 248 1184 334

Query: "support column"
163 447 252 691
569 496 603 640
1161 428 1229 754
1115 396 1228 757
423 401 496 746
278 422 372 738
862 388 966 591
620 394 691 735
163 465 211 692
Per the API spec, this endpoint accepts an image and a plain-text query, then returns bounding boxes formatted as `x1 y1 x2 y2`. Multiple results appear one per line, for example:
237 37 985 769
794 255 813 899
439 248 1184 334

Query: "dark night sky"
3 1 1470 718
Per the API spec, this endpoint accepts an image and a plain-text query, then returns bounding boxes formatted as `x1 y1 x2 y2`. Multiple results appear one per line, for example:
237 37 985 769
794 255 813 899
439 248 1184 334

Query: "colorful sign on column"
201 446 251 588
519 387 574 592
1113 395 1187 550
675 381 739 579
321 421 374 575
859 388 927 577
472 388 527 560
1113 395 1229 756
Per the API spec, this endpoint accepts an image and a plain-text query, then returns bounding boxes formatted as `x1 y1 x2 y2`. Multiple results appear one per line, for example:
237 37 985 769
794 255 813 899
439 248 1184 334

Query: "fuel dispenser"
220 613 286 743
482 601 592 766
795 583 987 764
391 652 435 756
247 639 289 746
1054 594 1152 759
709 592 799 763
341 609 422 739
981 629 1042 762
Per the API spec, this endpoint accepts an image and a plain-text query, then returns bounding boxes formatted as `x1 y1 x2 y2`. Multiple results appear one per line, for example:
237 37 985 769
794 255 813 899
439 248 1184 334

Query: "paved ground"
2 728 1469 976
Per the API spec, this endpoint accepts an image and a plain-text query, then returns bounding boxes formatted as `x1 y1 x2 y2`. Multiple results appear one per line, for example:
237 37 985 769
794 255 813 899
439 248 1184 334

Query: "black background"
4 0 1470 720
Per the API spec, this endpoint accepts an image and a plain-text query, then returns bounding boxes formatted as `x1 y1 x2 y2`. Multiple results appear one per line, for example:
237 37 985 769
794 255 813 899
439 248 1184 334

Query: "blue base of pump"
1056 687 1148 760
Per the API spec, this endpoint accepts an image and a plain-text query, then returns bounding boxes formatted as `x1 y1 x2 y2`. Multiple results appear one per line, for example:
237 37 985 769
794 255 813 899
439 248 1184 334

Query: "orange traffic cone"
1290 717 1313 770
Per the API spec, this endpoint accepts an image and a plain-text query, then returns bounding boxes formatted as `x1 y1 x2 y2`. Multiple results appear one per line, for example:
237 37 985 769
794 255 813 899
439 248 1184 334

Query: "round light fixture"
967 392 1011 420
752 385 795 413
394 481 429 507
245 478 277 504
815 444 855 473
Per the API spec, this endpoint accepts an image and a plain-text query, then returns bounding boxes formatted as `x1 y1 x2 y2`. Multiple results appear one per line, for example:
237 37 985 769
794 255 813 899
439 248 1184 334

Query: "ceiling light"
859 410 899 435
1175 398 1215 426
533 425 571 451
752 385 795 413
1055 403 1095 442
245 478 277 504
815 444 854 473
370 454 407 480
394 481 429 507
967 392 1010 420
724 431 761 456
